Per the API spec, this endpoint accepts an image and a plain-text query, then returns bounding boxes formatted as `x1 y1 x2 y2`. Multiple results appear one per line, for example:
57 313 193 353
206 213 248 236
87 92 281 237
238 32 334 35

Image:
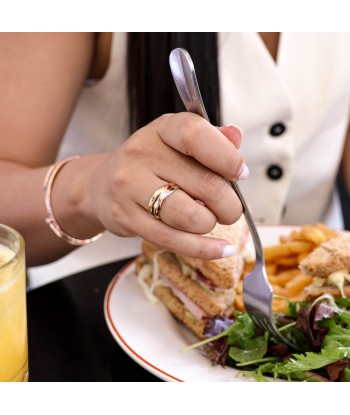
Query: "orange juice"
0 226 28 382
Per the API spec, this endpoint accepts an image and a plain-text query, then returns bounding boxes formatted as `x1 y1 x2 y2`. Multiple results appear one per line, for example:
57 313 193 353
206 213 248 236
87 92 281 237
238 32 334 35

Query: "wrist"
48 154 107 242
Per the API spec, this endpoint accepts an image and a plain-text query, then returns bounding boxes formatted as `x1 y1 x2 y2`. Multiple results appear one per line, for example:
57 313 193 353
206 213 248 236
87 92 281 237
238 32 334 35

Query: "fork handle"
230 182 264 262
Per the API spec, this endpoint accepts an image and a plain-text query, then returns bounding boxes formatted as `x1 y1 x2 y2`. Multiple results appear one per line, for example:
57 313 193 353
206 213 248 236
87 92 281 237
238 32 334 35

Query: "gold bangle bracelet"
43 156 103 246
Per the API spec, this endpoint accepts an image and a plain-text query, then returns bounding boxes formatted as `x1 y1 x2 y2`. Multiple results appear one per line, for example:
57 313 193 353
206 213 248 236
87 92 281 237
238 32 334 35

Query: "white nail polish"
237 163 249 180
221 245 236 258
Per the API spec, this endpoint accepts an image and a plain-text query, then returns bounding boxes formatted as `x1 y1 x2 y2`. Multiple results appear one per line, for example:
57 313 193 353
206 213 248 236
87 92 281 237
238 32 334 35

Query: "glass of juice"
0 224 28 382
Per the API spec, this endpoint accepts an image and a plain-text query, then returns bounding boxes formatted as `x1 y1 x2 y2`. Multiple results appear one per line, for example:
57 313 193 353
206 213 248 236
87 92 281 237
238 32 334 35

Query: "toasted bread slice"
152 285 207 339
176 217 248 289
299 248 345 279
299 233 350 278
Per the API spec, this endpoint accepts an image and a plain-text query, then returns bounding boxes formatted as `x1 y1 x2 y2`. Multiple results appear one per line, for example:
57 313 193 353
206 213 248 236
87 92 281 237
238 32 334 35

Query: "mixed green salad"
184 294 350 381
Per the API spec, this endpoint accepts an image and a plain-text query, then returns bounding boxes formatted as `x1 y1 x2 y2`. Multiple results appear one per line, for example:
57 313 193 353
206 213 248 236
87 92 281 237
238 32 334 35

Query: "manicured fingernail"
221 244 236 258
237 163 249 180
217 124 244 148
227 124 244 141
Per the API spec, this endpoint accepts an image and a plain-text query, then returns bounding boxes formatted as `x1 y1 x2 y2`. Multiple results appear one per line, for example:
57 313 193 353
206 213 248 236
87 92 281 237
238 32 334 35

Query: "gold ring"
148 183 180 220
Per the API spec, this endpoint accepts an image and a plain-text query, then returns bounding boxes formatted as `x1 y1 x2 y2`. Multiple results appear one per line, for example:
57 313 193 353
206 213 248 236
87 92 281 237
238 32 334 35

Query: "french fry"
234 294 244 311
279 230 301 243
285 273 314 296
235 223 336 314
242 261 254 277
288 295 303 302
276 255 300 267
265 262 278 275
272 298 289 313
264 241 314 262
271 284 289 297
300 225 327 245
236 280 243 294
268 268 300 286
315 222 338 239
297 252 310 262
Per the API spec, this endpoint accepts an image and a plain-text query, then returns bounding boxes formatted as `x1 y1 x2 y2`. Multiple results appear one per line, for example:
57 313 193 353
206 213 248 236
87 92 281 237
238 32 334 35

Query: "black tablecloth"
27 258 160 381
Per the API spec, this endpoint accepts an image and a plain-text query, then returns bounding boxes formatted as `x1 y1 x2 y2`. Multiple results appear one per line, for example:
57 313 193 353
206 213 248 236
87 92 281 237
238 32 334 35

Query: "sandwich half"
135 215 251 339
300 233 350 301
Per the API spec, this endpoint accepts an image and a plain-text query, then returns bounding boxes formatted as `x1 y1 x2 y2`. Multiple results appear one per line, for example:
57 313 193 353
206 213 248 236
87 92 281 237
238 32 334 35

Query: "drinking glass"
0 224 28 382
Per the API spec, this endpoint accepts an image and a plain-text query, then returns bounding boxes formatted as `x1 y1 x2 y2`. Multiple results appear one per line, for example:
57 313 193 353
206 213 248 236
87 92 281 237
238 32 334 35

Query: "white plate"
104 225 299 382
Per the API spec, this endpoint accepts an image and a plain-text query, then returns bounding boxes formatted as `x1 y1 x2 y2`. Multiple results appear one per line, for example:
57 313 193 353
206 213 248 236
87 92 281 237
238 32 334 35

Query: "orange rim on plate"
104 260 184 382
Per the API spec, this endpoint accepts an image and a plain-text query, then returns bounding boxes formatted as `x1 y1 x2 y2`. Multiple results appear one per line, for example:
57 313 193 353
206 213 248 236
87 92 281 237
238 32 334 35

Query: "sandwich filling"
177 258 237 307
307 269 350 298
136 250 166 304
136 260 210 321
300 233 350 298
136 251 237 323
162 277 208 321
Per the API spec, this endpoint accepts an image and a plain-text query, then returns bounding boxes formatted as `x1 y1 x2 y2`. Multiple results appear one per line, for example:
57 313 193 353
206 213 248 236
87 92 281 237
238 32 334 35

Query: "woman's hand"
83 112 247 259
0 33 245 265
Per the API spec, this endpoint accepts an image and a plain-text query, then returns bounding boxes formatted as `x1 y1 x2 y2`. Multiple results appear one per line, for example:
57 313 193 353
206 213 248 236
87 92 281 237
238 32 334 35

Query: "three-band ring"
148 183 180 220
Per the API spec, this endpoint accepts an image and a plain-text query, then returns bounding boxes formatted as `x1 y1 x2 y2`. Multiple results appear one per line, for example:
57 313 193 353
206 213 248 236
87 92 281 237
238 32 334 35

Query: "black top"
27 258 160 382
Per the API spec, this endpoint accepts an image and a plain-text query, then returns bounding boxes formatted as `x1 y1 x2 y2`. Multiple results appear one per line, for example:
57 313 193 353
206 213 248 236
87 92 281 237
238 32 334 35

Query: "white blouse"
219 32 350 229
30 33 350 289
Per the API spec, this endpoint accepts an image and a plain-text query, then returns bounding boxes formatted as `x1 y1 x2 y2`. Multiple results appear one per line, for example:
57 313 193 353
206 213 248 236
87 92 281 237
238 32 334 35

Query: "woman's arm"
0 33 245 267
0 33 100 265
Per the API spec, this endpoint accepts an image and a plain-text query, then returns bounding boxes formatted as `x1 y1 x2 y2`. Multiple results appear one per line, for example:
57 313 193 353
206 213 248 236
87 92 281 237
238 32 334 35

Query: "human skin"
0 33 246 266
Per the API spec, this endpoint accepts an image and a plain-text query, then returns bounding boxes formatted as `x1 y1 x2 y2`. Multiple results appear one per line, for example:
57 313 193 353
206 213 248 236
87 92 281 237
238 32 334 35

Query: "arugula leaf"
248 361 328 382
274 348 350 375
321 318 350 348
242 361 281 382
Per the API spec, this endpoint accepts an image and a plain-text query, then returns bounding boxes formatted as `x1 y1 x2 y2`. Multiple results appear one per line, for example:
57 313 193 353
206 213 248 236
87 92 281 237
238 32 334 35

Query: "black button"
269 122 286 137
267 165 283 180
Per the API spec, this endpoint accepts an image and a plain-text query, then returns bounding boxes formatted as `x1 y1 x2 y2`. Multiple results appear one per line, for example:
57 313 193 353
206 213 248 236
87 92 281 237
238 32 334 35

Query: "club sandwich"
135 215 252 339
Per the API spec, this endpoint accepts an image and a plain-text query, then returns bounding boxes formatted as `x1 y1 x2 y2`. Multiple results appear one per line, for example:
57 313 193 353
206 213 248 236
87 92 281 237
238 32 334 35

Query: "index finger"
157 113 248 181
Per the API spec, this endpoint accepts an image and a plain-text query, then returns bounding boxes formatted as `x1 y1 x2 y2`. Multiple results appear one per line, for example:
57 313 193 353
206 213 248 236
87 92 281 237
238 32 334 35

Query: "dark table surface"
27 257 160 382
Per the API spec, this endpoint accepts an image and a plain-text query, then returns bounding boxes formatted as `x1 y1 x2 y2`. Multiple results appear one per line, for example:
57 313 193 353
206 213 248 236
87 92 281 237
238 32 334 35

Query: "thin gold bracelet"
43 156 103 246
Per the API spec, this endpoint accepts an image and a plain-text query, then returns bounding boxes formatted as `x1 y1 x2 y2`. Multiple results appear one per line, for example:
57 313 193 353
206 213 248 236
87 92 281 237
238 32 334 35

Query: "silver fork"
169 48 298 349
